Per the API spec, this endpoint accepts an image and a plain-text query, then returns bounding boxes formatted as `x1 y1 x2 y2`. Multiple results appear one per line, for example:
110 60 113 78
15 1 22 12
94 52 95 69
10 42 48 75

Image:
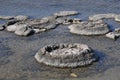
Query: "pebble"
70 73 78 78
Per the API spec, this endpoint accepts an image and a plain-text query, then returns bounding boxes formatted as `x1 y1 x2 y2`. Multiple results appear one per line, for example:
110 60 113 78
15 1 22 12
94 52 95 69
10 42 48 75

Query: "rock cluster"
0 11 80 36
0 12 120 40
35 43 98 68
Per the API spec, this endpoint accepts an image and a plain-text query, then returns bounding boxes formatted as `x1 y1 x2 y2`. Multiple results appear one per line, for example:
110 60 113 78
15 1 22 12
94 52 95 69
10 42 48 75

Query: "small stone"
54 11 79 17
70 73 78 78
105 32 116 40
33 29 40 33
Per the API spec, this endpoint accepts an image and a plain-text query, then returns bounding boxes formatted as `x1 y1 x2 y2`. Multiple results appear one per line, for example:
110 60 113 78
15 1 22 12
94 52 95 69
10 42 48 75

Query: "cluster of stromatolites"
35 43 98 68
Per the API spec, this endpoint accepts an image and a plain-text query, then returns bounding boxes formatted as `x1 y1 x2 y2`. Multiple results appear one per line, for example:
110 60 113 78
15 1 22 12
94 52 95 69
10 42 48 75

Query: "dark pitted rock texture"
68 20 109 35
35 43 98 68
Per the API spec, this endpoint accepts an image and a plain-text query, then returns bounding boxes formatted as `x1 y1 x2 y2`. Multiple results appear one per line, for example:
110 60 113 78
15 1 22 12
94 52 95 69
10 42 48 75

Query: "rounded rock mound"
68 20 109 35
35 43 98 68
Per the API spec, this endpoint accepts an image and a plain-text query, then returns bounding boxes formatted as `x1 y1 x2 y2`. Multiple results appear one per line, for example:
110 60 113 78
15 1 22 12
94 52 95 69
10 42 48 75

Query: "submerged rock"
89 13 117 21
105 28 120 40
35 43 98 68
54 11 79 17
68 20 109 35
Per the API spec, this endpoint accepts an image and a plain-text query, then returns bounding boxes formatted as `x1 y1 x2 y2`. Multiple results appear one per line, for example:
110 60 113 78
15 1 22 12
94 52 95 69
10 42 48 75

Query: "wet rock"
6 24 17 32
0 15 14 20
15 26 34 36
56 17 81 25
105 32 116 40
14 15 29 20
0 15 28 20
54 11 79 17
105 28 120 40
70 73 78 77
33 29 46 33
63 18 81 24
0 24 5 31
6 20 20 26
89 13 117 21
35 43 98 68
115 15 120 22
68 20 109 35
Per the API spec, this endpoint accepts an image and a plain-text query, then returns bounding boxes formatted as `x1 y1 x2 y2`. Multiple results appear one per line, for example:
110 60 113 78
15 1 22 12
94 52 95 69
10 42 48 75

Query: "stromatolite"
35 43 98 68
68 20 109 35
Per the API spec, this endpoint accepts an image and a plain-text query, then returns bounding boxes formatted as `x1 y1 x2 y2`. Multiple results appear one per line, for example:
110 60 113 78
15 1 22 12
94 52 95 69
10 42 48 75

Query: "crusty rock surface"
68 20 109 35
35 43 98 68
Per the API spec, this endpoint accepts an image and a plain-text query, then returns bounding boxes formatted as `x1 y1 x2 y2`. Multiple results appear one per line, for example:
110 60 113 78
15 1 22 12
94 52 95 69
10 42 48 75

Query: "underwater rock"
35 43 98 68
68 20 109 35
89 13 117 21
54 11 79 17
105 28 120 40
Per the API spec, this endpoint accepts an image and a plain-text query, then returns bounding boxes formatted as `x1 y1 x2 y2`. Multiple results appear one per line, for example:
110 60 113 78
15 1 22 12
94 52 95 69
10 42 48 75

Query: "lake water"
0 0 120 80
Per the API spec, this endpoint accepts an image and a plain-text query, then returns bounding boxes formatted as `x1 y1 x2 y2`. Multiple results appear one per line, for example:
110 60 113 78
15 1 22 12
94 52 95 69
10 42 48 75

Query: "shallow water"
0 0 120 80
